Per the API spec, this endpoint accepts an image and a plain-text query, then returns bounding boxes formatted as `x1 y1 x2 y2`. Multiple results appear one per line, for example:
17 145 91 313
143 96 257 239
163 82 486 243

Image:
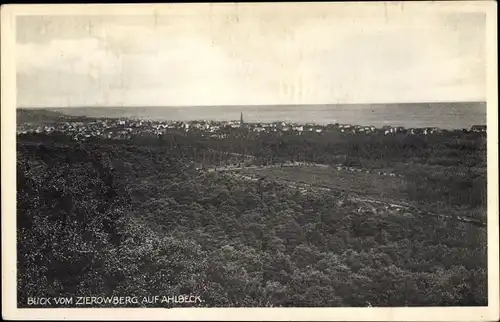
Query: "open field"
239 165 407 199
236 165 486 224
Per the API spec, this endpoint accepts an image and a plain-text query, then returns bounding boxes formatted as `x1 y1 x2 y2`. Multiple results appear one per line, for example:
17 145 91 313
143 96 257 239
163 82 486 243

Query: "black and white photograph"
1 2 498 321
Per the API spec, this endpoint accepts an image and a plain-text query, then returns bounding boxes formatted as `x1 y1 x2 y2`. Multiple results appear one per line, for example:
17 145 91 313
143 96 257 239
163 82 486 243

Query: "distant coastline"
17 101 487 130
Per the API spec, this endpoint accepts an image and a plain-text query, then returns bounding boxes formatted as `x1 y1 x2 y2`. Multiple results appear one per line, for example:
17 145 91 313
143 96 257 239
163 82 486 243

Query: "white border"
2 2 498 321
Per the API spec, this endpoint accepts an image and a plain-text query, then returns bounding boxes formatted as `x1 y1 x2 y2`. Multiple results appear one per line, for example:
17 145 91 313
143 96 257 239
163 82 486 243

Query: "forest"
16 126 487 307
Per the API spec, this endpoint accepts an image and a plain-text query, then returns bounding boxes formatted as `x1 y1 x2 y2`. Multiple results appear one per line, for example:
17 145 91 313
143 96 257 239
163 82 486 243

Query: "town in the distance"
17 110 487 141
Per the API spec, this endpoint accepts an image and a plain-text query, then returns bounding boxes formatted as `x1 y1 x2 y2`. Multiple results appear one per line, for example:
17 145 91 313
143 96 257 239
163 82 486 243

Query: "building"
240 112 245 128
471 125 486 132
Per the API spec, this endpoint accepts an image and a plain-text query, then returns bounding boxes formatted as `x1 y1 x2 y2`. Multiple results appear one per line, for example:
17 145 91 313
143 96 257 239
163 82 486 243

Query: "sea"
46 102 486 130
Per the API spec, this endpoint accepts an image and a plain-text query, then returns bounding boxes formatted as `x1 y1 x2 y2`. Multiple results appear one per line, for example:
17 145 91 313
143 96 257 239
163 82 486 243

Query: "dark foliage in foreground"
17 130 487 307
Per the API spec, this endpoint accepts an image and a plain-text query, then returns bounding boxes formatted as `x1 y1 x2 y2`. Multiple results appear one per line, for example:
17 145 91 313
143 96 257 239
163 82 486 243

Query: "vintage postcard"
1 2 499 321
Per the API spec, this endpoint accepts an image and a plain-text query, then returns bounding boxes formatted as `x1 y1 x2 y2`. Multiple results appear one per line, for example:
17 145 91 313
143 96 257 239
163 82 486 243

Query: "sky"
16 3 487 107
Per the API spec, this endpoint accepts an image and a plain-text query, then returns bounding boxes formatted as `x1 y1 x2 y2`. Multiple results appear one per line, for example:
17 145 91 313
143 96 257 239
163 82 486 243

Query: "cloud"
16 11 486 107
